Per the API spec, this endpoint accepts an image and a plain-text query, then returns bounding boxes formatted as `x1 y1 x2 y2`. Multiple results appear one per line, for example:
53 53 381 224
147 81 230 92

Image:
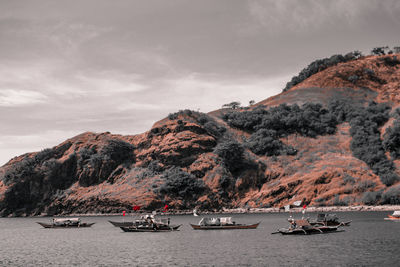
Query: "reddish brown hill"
259 54 400 107
1 53 400 217
290 55 400 102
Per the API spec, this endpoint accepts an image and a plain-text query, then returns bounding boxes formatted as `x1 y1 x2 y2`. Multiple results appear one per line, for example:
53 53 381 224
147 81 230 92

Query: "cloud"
0 89 47 107
247 0 400 34
0 18 111 60
116 102 161 112
163 73 291 111
47 22 111 52
0 130 80 166
2 0 399 167
73 71 148 96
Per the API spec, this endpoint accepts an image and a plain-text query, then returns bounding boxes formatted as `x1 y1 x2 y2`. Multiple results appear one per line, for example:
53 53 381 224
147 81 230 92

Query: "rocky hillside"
1 52 400 216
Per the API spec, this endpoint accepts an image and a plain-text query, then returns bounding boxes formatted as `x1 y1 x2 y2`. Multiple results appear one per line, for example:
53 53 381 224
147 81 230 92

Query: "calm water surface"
0 212 399 266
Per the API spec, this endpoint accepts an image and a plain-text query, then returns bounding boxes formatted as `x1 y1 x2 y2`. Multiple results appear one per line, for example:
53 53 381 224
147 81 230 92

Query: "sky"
1 0 400 165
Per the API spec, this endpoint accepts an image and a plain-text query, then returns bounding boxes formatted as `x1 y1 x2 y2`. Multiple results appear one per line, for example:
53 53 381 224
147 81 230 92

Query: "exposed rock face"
1 53 400 216
136 118 217 167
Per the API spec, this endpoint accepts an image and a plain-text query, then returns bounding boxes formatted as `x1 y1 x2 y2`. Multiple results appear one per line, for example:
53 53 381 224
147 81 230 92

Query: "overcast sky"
1 0 399 165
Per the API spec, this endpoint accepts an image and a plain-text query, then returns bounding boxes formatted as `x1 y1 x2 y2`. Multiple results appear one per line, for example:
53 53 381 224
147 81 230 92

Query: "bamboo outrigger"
273 219 342 235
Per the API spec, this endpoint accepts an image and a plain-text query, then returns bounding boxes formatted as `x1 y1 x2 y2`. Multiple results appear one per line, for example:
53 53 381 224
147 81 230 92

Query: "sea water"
0 211 399 266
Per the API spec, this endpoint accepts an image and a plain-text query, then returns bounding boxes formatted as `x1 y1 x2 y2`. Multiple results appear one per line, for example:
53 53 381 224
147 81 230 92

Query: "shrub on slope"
283 51 362 92
223 103 336 157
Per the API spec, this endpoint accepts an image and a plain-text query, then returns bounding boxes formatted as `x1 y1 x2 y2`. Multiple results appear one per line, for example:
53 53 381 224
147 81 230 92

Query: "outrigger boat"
109 214 157 227
384 211 400 221
110 214 181 230
274 219 341 235
37 218 95 228
309 213 351 226
118 214 181 232
109 214 155 227
190 217 260 230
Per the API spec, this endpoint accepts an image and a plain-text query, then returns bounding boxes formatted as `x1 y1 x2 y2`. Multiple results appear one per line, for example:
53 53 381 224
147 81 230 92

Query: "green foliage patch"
158 167 206 201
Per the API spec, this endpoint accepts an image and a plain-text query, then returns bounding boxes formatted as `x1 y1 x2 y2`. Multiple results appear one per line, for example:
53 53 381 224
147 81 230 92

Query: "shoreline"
226 205 400 214
27 205 400 217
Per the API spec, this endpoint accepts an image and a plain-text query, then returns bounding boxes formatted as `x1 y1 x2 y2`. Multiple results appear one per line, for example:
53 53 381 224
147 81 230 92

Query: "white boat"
37 218 95 228
190 217 260 230
384 211 400 221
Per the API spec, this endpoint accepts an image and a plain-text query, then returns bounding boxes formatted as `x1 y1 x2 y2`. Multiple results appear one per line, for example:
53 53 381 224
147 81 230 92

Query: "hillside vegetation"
1 50 400 216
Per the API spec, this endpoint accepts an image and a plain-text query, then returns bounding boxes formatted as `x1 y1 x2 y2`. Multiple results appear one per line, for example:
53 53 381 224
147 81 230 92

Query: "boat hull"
310 221 351 227
37 222 95 228
109 220 181 230
108 221 134 227
120 226 179 232
168 224 181 230
190 222 260 230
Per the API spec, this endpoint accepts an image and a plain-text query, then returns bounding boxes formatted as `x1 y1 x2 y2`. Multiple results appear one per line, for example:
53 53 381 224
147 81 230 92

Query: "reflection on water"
0 212 399 266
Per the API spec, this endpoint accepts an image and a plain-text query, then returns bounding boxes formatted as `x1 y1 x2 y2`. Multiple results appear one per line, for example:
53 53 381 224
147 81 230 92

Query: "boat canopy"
139 215 155 220
220 217 233 225
53 218 80 224
325 214 339 222
199 217 233 226
199 218 220 226
317 213 338 222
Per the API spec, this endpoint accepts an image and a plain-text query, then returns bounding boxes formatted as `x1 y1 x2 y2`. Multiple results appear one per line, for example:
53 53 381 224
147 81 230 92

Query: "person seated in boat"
289 219 297 229
146 216 154 225
288 216 296 228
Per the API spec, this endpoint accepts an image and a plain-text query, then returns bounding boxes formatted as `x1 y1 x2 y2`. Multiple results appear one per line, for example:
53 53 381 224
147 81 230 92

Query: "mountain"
1 53 400 217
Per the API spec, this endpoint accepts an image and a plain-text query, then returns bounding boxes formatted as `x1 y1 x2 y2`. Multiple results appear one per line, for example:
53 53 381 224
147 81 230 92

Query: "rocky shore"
48 205 400 217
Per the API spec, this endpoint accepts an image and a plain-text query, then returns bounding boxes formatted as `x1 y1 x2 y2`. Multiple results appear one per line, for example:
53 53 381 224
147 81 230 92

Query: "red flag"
122 211 126 216
302 204 307 209
133 205 140 211
163 204 168 212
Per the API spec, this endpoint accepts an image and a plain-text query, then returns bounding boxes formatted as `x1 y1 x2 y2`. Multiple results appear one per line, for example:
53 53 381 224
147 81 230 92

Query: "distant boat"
273 219 342 235
109 214 153 228
384 211 400 221
309 213 351 226
110 220 181 230
37 218 95 228
117 214 181 232
190 217 260 230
